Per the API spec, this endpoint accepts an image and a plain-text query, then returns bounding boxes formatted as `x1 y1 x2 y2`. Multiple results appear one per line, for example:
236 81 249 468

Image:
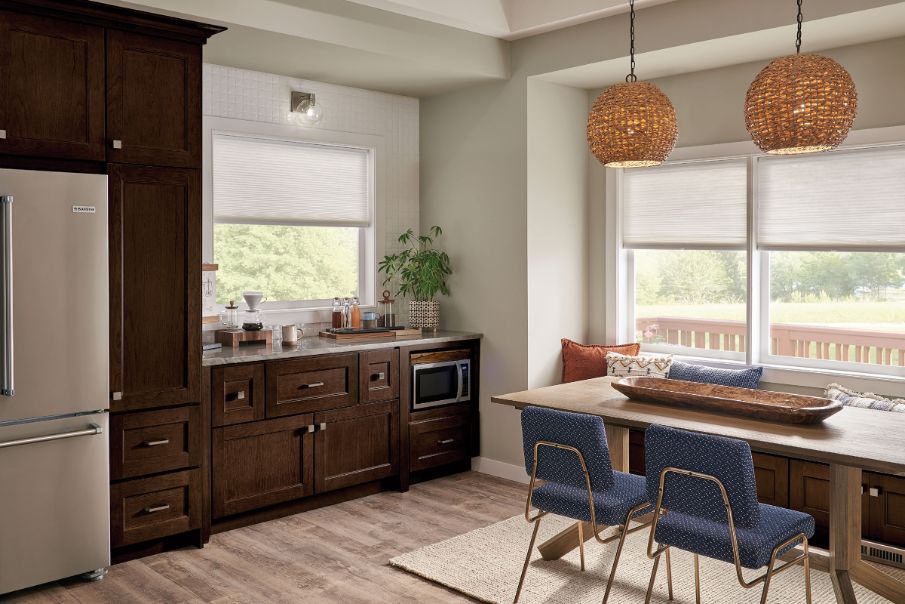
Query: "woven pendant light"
588 0 677 168
744 0 857 154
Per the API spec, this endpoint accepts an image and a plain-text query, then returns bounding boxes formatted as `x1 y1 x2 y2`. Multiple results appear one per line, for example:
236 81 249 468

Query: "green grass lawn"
637 301 905 332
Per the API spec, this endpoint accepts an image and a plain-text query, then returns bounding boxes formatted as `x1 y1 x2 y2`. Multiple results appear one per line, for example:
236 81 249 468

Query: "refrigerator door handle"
0 422 103 449
1 195 12 397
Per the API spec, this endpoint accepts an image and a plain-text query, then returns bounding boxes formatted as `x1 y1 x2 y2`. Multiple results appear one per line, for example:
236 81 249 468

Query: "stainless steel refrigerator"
0 169 110 594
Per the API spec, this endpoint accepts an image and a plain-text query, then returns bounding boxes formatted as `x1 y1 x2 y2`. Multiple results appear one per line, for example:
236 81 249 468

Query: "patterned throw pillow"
560 339 641 383
605 352 673 378
825 383 905 413
668 360 763 390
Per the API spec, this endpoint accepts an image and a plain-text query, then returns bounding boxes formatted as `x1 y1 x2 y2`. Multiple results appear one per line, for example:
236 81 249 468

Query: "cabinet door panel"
212 363 265 426
789 459 868 549
212 414 314 518
752 453 789 508
109 165 200 410
314 400 398 493
867 473 905 546
0 12 105 160
107 30 200 167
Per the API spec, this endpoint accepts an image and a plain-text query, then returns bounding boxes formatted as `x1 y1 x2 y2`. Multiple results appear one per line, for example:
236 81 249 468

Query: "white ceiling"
343 0 679 40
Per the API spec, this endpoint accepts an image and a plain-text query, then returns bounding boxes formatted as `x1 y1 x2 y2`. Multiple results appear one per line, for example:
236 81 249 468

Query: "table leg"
537 425 630 561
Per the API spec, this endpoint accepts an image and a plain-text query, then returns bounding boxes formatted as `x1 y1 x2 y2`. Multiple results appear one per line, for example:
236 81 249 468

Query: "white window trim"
202 116 387 318
606 125 905 390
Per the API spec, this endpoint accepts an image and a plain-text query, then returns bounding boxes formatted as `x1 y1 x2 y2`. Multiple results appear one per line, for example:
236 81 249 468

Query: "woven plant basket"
409 300 440 330
745 54 857 154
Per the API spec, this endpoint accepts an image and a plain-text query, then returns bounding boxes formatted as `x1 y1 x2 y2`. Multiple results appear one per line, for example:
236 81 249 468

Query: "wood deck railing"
636 317 905 366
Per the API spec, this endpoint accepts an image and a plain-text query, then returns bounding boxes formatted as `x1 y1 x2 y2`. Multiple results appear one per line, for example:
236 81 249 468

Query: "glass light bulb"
305 103 324 123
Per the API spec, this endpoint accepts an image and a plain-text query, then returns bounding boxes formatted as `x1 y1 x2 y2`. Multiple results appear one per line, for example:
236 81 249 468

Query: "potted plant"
378 226 451 330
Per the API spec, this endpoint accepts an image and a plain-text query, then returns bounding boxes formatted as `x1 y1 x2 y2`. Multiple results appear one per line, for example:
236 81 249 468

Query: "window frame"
608 126 905 385
203 116 385 312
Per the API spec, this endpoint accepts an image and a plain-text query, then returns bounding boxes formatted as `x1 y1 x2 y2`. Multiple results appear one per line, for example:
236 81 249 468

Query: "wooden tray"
611 377 843 424
319 330 396 343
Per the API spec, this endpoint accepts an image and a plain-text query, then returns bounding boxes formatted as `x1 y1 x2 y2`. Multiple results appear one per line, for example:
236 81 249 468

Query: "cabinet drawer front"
111 469 201 547
212 415 314 518
410 414 470 472
266 354 358 417
360 349 399 402
111 406 200 480
314 400 399 493
213 363 264 426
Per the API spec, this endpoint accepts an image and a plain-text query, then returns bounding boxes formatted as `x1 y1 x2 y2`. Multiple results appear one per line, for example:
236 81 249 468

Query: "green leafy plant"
378 226 452 301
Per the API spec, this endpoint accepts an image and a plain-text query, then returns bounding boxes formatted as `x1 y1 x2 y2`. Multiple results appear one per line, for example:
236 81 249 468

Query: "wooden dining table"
492 376 905 604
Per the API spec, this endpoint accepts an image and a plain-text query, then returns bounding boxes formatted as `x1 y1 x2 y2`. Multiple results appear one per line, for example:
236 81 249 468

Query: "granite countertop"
202 329 482 366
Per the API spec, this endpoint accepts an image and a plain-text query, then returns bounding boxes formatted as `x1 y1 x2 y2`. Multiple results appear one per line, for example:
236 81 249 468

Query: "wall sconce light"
290 91 323 124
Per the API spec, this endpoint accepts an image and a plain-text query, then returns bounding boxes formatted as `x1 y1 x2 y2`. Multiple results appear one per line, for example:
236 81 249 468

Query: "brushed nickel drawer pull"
299 382 324 389
319 422 327 431
112 139 123 149
0 130 6 139
144 439 170 447
372 372 385 381
236 391 245 400
869 487 882 497
307 424 316 433
438 438 455 445
145 504 170 514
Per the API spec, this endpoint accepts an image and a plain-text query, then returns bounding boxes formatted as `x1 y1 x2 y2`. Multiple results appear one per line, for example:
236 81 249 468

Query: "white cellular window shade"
622 160 748 249
213 133 371 227
757 146 905 251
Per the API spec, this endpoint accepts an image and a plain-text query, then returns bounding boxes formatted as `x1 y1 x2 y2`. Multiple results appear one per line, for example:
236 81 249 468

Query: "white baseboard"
471 456 529 484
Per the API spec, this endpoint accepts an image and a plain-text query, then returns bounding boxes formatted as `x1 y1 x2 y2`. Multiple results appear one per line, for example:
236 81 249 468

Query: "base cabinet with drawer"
111 469 202 548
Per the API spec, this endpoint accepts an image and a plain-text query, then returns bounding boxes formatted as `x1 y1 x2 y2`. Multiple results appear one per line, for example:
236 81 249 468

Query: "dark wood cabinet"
789 460 869 549
106 30 200 168
111 469 201 548
212 414 315 518
360 349 400 402
212 363 265 427
266 353 358 417
314 400 399 493
0 11 105 160
752 453 789 508
409 405 472 472
867 473 905 545
110 406 200 480
109 164 200 411
628 429 645 475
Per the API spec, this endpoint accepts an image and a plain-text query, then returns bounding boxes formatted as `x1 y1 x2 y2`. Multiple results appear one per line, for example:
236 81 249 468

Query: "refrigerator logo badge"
72 205 96 214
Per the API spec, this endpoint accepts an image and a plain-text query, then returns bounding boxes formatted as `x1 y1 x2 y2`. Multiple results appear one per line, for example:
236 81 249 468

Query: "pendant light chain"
795 0 803 54
626 0 637 83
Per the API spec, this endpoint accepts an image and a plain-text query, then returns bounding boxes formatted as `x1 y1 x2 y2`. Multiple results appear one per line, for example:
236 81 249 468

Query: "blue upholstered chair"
644 425 815 604
517 406 672 603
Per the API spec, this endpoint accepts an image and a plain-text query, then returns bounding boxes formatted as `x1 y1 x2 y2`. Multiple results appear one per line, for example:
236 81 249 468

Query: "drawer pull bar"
0 423 102 449
372 372 385 381
144 439 170 447
438 438 455 445
299 382 325 389
144 504 170 514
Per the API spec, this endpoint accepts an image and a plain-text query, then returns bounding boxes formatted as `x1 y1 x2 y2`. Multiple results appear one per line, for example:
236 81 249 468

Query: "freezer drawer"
0 412 110 595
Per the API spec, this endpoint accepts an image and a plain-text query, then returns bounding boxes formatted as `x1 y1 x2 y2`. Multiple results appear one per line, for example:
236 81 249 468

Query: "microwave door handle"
1 196 12 397
456 361 464 402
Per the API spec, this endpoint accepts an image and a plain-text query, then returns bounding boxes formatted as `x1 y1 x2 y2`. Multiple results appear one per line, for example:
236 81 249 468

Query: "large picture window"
621 146 905 377
212 132 373 308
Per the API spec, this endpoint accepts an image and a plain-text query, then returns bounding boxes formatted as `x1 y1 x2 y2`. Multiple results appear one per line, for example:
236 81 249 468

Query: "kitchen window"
618 144 905 378
212 132 374 308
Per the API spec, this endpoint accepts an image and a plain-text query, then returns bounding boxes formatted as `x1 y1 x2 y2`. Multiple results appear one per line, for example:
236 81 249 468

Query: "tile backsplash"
201 64 419 330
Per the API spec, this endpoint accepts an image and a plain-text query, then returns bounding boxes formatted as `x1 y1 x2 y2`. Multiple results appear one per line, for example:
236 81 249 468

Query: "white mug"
282 324 299 343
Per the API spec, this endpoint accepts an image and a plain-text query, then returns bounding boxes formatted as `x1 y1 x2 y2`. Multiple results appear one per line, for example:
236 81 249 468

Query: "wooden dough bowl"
611 377 843 424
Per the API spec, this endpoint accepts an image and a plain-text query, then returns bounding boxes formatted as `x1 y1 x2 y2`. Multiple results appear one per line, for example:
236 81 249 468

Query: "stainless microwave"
411 358 471 411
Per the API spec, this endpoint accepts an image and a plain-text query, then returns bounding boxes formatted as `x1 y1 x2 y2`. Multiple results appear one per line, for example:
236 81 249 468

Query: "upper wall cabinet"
0 12 105 160
107 30 201 168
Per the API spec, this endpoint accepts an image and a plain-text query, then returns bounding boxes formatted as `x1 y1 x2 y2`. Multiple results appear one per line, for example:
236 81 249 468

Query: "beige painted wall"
421 5 905 469
526 79 590 388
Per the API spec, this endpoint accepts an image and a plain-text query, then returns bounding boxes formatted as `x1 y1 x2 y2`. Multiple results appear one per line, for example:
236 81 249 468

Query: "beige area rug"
391 514 899 603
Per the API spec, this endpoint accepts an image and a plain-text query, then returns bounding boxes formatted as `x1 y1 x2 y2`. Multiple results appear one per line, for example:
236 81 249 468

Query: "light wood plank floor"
2 472 525 604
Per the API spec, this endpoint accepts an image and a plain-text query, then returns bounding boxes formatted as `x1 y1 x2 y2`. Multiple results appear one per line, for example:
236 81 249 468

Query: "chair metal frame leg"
694 553 701 604
644 546 662 604
514 515 544 603
520 441 655 603
645 467 814 603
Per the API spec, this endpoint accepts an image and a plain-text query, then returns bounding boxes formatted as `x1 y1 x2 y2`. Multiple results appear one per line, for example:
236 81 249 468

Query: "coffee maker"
242 291 265 331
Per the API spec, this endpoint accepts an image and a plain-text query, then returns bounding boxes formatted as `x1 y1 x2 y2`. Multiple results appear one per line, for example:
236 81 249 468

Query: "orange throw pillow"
561 339 641 383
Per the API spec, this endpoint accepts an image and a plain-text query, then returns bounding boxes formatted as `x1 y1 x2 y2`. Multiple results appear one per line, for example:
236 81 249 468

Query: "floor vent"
862 540 905 570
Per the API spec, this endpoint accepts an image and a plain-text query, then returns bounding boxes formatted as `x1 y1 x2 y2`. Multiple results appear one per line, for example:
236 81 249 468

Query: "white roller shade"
622 160 748 249
757 146 905 251
213 133 371 227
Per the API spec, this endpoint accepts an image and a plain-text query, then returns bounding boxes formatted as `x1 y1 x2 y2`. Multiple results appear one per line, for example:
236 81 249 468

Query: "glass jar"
242 309 263 331
219 301 240 329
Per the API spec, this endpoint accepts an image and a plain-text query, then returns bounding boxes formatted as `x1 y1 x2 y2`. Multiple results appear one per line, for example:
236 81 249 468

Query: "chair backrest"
645 424 760 529
521 406 615 491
